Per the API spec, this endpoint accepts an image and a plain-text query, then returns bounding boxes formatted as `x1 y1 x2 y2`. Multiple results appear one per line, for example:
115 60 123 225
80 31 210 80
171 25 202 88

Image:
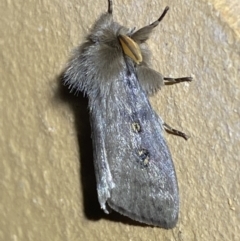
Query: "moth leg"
164 77 193 86
163 122 189 140
136 64 164 95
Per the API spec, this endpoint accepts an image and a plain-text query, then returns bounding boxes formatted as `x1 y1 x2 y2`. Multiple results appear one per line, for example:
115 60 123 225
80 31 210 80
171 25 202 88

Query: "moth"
64 0 192 229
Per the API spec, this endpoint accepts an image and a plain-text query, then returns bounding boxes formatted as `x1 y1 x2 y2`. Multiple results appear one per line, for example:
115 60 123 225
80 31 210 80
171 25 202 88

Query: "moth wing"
107 114 179 229
91 67 179 228
90 111 115 213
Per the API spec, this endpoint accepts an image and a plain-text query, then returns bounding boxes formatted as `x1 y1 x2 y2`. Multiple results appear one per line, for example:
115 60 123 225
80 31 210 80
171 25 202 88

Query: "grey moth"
64 0 192 228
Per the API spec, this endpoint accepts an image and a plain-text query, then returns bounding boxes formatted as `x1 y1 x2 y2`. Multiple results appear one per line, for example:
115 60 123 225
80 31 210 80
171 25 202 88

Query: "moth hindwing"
64 0 192 229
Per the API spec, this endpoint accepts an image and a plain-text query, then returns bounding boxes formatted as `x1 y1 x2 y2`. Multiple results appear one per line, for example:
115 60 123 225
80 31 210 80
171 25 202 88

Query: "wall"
0 0 239 240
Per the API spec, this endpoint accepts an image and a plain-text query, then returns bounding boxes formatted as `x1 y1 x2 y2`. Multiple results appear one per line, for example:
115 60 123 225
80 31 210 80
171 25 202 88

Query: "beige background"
0 0 239 240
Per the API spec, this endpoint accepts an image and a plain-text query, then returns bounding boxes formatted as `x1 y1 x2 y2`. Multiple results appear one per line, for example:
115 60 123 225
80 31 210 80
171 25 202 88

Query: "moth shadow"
55 73 150 227
55 73 101 220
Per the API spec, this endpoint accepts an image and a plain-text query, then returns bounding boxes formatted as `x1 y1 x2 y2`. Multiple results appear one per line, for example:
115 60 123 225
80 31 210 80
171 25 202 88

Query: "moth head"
87 1 169 65
87 12 141 65
88 13 117 43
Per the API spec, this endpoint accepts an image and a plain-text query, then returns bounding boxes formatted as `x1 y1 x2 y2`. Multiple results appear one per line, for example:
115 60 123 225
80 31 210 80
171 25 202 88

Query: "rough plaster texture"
0 0 239 240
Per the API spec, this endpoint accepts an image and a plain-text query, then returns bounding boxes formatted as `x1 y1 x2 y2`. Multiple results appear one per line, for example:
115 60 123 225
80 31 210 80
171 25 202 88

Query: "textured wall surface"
0 0 239 240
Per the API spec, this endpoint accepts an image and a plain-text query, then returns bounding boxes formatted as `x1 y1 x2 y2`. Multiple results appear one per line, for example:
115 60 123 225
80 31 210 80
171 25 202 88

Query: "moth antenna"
108 0 113 14
150 6 169 28
158 6 169 22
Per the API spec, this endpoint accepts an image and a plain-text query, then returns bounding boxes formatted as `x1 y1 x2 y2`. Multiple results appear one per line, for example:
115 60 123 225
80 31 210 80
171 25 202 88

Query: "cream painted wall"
0 0 239 240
